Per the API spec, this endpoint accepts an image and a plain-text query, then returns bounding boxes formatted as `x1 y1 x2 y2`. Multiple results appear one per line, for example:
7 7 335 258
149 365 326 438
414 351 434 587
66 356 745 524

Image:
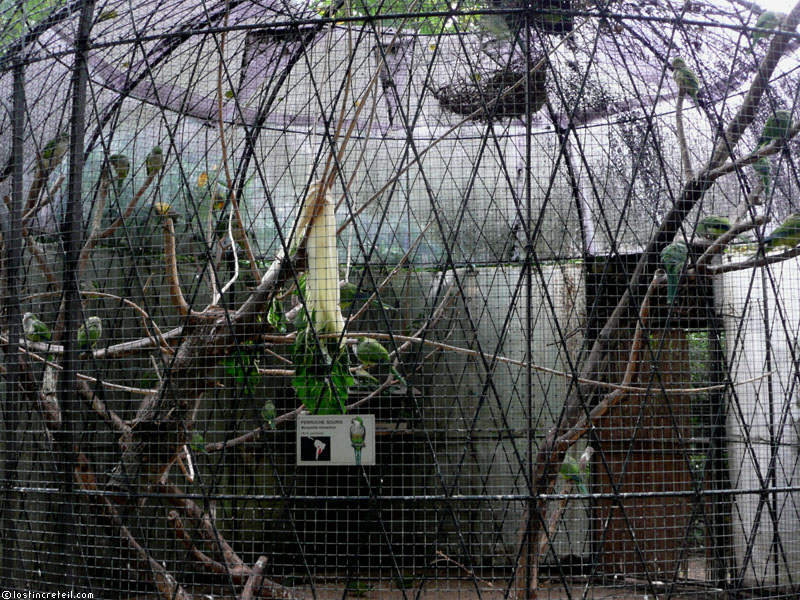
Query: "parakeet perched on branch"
261 400 277 429
559 454 588 496
355 338 390 366
355 337 405 383
350 416 366 466
758 110 793 147
77 316 102 353
107 153 130 185
661 241 688 305
671 57 699 100
752 11 784 44
762 214 800 252
145 146 164 178
752 156 772 196
23 312 51 343
38 133 69 172
697 216 731 240
154 201 180 221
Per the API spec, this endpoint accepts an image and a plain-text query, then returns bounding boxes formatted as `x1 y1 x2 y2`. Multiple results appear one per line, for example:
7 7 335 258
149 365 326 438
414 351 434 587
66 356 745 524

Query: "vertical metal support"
1 50 27 589
56 0 95 587
523 13 534 600
707 315 733 588
759 268 779 587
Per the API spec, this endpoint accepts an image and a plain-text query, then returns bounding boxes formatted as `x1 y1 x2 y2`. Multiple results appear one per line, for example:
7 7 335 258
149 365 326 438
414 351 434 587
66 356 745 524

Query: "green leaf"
268 299 287 332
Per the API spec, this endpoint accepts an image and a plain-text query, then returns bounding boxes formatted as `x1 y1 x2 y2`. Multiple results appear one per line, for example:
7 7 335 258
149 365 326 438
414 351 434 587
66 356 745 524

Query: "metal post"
1 46 27 589
56 0 95 587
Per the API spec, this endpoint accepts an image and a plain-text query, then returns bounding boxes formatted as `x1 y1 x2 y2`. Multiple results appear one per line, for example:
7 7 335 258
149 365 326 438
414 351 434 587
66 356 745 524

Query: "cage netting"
1 0 800 598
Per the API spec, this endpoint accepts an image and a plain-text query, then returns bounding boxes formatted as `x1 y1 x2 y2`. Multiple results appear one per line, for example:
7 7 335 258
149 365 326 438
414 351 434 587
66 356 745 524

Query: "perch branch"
74 454 190 600
168 510 243 577
24 164 51 216
159 482 247 572
525 273 658 596
77 379 130 434
160 212 191 316
20 174 64 224
6 341 157 395
517 7 800 594
242 556 268 600
162 484 309 599
708 120 800 180
706 246 800 275
558 273 665 446
675 94 694 180
24 230 58 285
431 550 501 591
694 215 767 270
538 446 594 559
88 167 159 246
78 176 110 274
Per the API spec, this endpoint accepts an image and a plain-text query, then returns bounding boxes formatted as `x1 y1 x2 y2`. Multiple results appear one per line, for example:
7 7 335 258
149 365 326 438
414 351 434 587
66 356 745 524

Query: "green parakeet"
190 432 207 455
261 400 277 429
355 338 406 384
671 57 699 100
145 146 164 178
96 9 118 22
108 153 130 184
697 216 731 240
758 110 793 147
39 133 68 172
752 11 784 44
752 156 772 196
339 281 394 312
661 241 688 305
349 416 366 465
153 201 180 221
763 213 800 251
23 312 51 343
559 455 589 496
77 316 102 353
355 338 390 366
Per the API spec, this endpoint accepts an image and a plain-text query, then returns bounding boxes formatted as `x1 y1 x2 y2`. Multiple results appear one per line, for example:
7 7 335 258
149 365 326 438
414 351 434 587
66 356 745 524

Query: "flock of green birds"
660 212 800 306
23 312 102 354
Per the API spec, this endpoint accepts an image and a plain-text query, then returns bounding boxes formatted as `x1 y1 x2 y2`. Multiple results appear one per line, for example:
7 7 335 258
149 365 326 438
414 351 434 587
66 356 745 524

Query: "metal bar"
0 38 26 590
55 0 95 587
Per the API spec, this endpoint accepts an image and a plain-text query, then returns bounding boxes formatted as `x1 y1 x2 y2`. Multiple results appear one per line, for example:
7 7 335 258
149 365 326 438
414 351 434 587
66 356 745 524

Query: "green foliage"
0 0 64 47
291 319 353 415
221 341 261 397
267 298 287 333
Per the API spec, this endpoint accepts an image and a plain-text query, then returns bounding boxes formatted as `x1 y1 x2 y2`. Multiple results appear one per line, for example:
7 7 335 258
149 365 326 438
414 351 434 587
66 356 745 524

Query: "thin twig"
431 550 500 591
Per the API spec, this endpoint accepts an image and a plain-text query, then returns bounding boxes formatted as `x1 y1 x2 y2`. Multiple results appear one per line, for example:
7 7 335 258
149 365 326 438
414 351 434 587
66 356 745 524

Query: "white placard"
296 414 376 466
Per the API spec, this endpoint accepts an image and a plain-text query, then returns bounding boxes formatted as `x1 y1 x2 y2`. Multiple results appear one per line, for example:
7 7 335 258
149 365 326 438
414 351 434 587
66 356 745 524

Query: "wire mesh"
0 0 799 598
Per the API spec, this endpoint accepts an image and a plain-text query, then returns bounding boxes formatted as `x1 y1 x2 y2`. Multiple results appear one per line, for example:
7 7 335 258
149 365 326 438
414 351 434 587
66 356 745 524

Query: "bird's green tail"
667 271 678 305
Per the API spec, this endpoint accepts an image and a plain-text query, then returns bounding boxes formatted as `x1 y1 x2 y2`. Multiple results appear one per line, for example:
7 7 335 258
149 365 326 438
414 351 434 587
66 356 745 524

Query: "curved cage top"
0 0 798 262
